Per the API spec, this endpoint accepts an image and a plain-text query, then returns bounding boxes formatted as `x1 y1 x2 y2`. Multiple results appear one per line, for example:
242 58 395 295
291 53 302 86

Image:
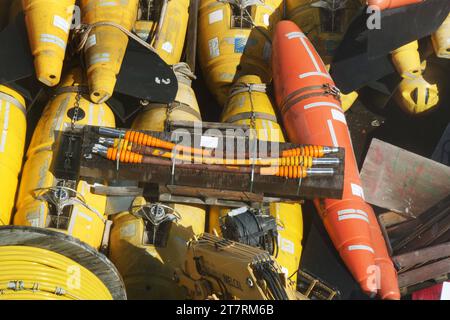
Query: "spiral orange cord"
278 156 313 167
124 130 210 156
106 148 143 163
281 146 324 158
260 166 309 178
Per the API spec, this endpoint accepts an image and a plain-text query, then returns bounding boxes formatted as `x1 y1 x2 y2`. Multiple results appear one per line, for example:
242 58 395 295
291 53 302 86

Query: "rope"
74 21 156 53
173 62 197 85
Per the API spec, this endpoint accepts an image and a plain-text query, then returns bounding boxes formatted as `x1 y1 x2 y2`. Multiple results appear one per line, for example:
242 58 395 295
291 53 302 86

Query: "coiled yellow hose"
0 246 112 300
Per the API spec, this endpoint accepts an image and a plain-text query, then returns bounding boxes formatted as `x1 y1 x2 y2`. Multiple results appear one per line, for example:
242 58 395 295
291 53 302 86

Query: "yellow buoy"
198 0 283 106
210 75 304 288
22 0 75 86
432 13 450 59
14 68 116 250
80 0 139 103
0 85 26 226
134 0 190 65
110 64 206 299
391 41 423 79
286 0 362 65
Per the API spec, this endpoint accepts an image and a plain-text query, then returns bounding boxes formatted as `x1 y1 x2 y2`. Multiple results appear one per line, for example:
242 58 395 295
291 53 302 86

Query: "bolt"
371 119 381 127
247 277 254 288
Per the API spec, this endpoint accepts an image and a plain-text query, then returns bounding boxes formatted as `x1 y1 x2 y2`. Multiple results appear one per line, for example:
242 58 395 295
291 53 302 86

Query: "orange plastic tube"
367 0 422 11
272 21 400 299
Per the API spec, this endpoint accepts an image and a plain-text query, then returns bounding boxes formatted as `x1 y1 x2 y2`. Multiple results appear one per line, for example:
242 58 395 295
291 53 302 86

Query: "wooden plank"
378 211 409 228
393 242 450 270
360 138 450 218
398 258 450 288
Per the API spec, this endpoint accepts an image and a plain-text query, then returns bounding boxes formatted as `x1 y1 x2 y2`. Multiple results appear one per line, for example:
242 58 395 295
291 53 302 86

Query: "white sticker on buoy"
441 282 450 300
208 9 223 24
85 34 97 50
280 237 295 254
53 15 70 34
331 109 347 124
40 34 66 50
208 37 220 58
200 135 219 148
263 14 270 26
162 41 173 53
351 183 365 200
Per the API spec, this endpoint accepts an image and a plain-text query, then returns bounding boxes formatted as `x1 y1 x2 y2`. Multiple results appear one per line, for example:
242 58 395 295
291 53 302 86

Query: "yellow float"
22 0 75 86
208 75 304 289
0 85 26 226
80 0 139 103
198 0 283 106
432 13 450 59
14 68 115 250
134 0 190 65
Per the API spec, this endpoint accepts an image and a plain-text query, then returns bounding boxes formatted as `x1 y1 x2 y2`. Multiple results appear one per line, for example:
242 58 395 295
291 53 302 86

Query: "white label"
351 183 365 199
208 9 223 24
281 266 289 276
280 237 295 254
441 282 450 300
53 15 70 34
208 37 220 58
228 207 248 217
85 34 97 50
263 14 270 26
40 34 66 50
200 135 219 148
162 41 173 53
331 109 347 124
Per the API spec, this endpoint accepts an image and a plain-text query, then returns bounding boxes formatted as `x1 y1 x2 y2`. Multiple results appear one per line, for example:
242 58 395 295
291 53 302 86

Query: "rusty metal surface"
360 138 450 217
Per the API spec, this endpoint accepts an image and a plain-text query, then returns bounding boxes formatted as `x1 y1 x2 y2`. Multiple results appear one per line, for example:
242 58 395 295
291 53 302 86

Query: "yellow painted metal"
432 13 450 59
81 0 139 103
391 41 423 79
286 0 362 64
395 75 439 115
22 0 75 86
198 0 283 106
0 246 112 300
110 80 205 299
210 75 303 288
0 85 26 226
134 0 190 65
14 68 116 250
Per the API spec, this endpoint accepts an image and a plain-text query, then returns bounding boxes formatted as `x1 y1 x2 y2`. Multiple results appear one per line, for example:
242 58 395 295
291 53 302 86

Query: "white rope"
74 21 156 53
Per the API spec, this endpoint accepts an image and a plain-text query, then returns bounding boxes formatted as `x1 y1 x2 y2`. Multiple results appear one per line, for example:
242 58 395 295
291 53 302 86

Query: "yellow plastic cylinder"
132 64 200 131
391 41 422 79
22 0 75 86
286 0 362 64
211 75 304 287
110 76 205 299
395 75 439 115
198 0 283 106
81 0 139 103
14 68 116 250
0 85 26 226
432 13 450 59
134 0 190 65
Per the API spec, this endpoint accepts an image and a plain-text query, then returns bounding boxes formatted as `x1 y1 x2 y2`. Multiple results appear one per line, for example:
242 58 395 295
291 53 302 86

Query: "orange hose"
124 130 210 156
106 148 143 163
260 166 309 178
281 146 324 158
